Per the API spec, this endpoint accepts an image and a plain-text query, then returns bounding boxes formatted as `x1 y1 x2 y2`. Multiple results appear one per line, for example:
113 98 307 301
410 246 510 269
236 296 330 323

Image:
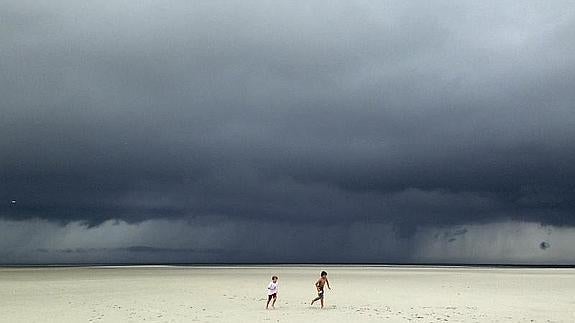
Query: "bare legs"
266 295 277 309
310 291 324 308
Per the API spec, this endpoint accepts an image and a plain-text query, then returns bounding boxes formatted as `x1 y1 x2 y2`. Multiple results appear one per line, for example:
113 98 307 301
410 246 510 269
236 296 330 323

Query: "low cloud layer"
1 0 574 263
1 219 573 264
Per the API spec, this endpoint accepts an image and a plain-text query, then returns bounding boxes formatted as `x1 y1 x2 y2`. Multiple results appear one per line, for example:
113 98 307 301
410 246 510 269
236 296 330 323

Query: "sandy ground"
0 265 574 322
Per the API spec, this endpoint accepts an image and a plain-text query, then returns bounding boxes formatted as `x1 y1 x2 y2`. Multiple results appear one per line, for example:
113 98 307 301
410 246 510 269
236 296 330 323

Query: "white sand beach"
1 266 573 322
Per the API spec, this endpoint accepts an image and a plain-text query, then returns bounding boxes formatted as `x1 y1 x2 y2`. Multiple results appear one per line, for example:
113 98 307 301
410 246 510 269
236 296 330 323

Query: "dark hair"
321 271 327 276
272 276 278 280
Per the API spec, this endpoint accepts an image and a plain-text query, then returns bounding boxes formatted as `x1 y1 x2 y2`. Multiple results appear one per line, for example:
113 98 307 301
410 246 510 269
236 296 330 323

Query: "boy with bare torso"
310 271 331 308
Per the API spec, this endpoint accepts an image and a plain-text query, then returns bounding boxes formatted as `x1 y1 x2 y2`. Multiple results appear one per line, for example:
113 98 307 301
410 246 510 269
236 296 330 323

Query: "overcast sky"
1 0 575 264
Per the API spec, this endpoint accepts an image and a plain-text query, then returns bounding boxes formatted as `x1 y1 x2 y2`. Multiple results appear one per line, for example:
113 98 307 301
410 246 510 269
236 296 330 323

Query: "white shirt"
267 281 278 295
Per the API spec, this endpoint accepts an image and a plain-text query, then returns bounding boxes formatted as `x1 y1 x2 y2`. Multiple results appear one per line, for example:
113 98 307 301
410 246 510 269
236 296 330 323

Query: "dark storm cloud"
435 228 468 243
37 246 224 255
1 0 575 234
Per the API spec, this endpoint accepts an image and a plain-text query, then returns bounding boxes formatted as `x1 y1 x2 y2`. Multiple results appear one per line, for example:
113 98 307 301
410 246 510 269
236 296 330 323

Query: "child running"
266 275 279 309
311 271 331 308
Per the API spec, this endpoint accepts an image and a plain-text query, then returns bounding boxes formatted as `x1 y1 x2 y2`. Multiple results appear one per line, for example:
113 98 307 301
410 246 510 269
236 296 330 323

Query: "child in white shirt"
266 275 279 309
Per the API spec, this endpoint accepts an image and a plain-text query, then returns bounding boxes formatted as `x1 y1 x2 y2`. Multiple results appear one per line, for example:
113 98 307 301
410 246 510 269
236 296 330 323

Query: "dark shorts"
317 290 324 299
268 293 277 300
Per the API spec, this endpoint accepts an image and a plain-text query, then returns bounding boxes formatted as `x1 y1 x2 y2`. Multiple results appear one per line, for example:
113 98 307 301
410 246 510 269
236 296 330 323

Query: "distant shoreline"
2 263 574 268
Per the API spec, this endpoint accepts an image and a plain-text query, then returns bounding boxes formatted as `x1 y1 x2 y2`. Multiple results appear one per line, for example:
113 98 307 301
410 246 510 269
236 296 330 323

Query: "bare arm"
326 278 331 289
